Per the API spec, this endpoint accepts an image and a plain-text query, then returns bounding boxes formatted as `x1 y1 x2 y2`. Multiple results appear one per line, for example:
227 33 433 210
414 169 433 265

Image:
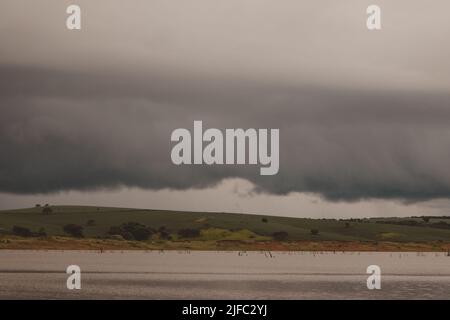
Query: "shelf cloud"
1 0 450 202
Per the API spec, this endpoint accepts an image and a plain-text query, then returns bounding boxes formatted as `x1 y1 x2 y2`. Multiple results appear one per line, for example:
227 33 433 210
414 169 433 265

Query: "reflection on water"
0 250 449 299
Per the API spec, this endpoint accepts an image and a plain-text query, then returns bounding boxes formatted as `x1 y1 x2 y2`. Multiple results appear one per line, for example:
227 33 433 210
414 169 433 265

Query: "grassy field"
1 205 450 250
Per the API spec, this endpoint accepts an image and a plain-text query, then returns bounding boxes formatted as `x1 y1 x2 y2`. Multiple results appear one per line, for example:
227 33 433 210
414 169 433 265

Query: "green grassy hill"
1 205 450 243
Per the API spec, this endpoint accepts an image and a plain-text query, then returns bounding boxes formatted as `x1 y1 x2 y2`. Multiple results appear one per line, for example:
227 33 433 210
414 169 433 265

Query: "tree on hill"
272 231 288 241
12 226 46 237
159 230 171 240
12 226 33 237
63 224 84 238
310 229 319 236
107 222 153 241
38 227 47 237
42 205 53 214
178 229 200 238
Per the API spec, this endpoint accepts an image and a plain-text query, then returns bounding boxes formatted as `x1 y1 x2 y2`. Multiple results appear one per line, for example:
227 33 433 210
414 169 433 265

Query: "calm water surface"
0 250 449 299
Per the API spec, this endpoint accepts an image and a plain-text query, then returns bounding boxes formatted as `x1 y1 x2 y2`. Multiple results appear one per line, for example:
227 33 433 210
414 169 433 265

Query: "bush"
430 221 450 229
107 222 153 241
108 225 132 239
159 230 171 240
122 222 153 240
12 226 33 237
109 234 125 241
63 224 84 238
37 227 47 237
42 206 53 214
107 226 119 233
261 218 268 223
178 229 200 238
422 217 430 223
272 231 289 241
132 227 152 241
310 229 319 236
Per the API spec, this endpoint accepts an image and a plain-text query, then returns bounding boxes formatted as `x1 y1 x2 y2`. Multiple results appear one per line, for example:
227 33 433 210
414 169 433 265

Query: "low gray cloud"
1 0 450 201
2 64 450 201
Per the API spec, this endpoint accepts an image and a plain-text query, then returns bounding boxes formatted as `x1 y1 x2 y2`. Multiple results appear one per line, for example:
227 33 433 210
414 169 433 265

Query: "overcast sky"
1 1 450 217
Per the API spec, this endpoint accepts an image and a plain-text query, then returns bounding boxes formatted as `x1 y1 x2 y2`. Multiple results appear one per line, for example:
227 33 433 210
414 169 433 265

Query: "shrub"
122 222 153 240
86 219 96 226
261 218 268 223
12 226 33 237
107 222 153 241
178 229 200 238
63 224 84 238
131 227 152 241
159 230 170 240
37 227 47 237
422 217 430 223
109 234 125 241
430 221 450 229
310 229 319 236
272 231 289 241
42 206 53 214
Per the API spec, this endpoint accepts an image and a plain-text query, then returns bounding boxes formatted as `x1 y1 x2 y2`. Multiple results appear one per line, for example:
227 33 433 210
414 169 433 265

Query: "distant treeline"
376 219 450 230
8 220 296 242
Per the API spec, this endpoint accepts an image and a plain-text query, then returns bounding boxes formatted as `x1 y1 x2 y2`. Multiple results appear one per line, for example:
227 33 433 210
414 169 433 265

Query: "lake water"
0 250 449 299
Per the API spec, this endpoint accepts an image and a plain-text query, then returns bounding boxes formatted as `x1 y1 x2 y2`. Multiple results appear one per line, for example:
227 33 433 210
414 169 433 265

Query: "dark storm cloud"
2 64 450 201
1 0 450 201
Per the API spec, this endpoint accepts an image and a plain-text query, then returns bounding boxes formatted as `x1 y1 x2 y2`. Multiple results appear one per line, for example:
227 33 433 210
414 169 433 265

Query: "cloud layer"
1 0 450 201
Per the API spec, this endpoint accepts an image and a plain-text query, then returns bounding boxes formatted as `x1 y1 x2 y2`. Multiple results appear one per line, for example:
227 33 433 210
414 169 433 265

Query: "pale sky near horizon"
1 1 450 217
1 178 449 219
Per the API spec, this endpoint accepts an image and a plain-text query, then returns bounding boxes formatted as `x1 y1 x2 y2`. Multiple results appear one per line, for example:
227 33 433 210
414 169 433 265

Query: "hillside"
1 205 450 244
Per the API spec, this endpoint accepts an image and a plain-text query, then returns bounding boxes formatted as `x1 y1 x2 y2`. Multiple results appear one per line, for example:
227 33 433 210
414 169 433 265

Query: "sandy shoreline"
1 236 450 252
